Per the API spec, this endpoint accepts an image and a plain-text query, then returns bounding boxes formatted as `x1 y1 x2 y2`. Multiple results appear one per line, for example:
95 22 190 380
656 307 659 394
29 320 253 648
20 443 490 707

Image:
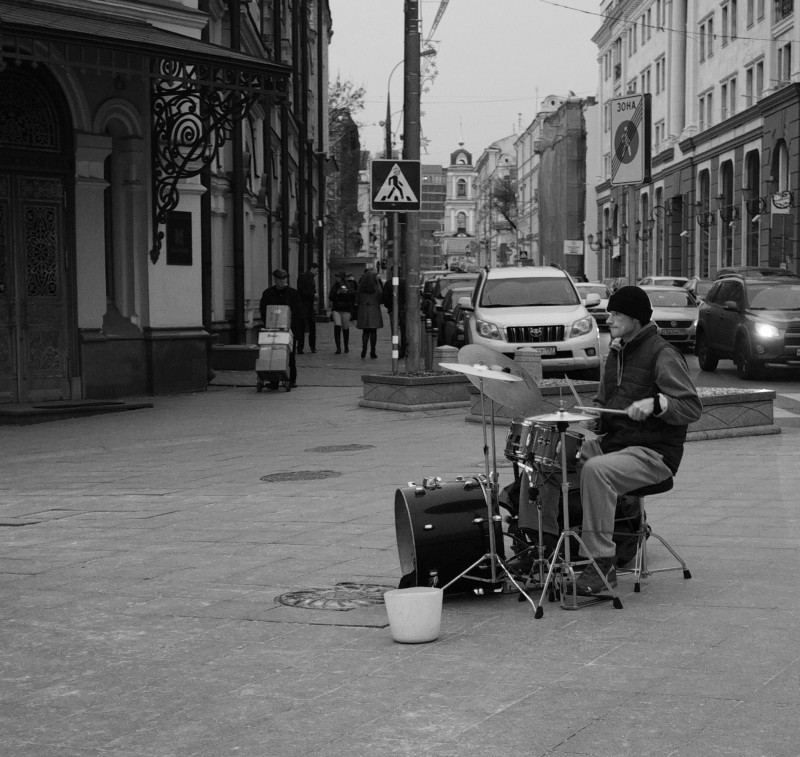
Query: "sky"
327 0 604 167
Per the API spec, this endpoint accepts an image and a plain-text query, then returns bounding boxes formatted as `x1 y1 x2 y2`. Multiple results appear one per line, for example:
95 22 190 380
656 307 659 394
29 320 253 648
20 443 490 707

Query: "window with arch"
698 169 711 278
745 149 761 266
772 139 789 192
456 211 467 232
720 160 734 267
456 178 466 197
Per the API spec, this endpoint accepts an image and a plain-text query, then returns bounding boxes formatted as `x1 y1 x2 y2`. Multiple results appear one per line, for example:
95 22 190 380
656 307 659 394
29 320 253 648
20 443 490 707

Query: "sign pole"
403 0 421 372
392 212 400 374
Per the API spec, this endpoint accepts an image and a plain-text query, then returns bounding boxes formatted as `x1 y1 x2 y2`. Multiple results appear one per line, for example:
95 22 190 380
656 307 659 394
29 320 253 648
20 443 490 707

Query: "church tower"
441 144 478 271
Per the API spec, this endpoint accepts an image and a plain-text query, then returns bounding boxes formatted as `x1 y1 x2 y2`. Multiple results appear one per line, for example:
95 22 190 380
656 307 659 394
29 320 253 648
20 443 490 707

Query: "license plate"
660 328 687 336
520 346 556 355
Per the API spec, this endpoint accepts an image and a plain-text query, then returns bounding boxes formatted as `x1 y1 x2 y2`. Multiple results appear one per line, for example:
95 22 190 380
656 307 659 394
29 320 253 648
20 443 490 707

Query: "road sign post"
610 93 651 187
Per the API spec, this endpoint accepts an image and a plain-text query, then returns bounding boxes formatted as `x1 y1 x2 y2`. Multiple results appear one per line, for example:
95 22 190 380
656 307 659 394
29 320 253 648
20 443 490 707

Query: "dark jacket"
259 285 301 334
297 269 317 303
382 278 407 312
329 280 355 313
355 271 384 329
596 322 702 474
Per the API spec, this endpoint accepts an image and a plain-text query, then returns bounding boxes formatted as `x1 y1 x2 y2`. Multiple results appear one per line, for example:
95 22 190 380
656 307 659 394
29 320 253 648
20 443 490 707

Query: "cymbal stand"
534 420 623 619
441 377 539 611
515 461 551 590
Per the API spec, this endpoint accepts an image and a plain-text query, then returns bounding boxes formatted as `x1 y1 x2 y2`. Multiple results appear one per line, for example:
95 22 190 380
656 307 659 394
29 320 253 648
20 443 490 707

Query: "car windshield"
749 283 800 310
480 277 579 307
577 285 609 298
439 278 475 297
648 290 696 308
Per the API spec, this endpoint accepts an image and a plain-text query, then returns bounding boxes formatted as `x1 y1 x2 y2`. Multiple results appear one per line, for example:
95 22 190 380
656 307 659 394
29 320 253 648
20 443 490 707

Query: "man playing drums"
537 285 702 596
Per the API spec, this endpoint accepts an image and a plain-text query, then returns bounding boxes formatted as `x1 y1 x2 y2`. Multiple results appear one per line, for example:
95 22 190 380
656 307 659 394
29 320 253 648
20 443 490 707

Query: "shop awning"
0 1 291 95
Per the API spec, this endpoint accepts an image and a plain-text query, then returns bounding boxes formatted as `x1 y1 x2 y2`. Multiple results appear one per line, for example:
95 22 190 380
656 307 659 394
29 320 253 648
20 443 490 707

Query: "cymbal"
457 345 543 415
439 362 522 382
528 410 595 423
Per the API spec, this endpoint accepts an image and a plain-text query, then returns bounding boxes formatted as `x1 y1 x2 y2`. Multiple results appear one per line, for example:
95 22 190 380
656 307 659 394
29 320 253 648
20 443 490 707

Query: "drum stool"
618 478 692 592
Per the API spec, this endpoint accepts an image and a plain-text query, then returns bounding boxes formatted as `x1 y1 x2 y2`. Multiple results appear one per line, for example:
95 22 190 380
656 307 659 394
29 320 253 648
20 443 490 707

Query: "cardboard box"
256 345 290 374
258 330 293 347
263 305 290 331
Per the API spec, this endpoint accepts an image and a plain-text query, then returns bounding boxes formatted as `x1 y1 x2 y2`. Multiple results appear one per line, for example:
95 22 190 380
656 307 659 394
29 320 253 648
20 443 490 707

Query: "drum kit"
393 349 623 617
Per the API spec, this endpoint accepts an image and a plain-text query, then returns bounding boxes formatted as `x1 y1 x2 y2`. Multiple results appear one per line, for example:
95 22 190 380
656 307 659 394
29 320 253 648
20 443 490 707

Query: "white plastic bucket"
384 587 443 644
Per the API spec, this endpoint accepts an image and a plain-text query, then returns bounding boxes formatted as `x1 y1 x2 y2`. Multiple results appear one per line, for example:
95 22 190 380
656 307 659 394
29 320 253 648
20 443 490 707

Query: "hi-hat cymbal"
529 410 595 423
439 362 522 382
457 345 543 415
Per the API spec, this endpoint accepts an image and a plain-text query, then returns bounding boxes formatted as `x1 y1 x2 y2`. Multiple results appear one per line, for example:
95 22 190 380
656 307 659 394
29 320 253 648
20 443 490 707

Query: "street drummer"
538 286 701 596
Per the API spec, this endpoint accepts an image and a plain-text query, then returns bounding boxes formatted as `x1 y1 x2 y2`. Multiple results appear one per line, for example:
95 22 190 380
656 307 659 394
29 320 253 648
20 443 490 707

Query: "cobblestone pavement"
2 322 800 756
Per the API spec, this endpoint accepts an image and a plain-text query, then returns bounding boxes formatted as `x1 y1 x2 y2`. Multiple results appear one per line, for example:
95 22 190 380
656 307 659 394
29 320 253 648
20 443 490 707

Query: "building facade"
474 135 518 268
590 0 800 284
0 0 331 403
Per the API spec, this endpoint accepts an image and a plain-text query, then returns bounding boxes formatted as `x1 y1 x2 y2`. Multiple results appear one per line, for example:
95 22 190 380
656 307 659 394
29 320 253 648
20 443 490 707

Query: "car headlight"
569 316 594 338
475 318 502 340
754 321 780 339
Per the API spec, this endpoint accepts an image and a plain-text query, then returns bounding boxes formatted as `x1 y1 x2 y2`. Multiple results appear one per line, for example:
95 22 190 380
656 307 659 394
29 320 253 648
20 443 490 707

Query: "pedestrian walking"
296 262 319 353
356 269 383 359
259 269 300 387
329 271 355 354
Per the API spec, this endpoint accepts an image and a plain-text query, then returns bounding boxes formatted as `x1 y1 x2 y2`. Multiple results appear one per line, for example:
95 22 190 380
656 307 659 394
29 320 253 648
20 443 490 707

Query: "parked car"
442 290 474 348
463 266 601 377
437 284 477 346
695 273 800 379
640 285 699 352
574 282 610 326
430 273 479 336
638 275 690 288
603 276 628 293
683 277 714 303
716 266 800 279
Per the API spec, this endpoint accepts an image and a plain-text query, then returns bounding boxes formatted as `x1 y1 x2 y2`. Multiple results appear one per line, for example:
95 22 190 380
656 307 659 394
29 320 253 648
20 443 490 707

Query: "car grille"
654 319 693 328
505 325 565 343
785 323 800 348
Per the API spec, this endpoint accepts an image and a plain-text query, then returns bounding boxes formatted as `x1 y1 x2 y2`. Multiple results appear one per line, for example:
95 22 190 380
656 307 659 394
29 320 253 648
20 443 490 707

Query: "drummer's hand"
580 408 600 432
627 397 655 422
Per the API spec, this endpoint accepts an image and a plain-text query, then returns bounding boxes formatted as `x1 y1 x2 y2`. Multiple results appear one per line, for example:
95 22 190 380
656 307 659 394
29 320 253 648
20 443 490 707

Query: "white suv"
463 266 601 376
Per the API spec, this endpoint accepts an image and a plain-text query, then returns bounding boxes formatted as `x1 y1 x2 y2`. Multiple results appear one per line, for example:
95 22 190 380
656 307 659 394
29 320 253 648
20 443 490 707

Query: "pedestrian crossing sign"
370 159 421 211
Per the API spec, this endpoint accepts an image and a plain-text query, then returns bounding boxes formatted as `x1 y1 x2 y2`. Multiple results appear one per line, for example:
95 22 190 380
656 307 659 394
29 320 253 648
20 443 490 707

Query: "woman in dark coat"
356 270 383 358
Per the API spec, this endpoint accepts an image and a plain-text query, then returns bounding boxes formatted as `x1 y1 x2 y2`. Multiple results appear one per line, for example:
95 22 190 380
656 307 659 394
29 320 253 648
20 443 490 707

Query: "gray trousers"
520 437 672 559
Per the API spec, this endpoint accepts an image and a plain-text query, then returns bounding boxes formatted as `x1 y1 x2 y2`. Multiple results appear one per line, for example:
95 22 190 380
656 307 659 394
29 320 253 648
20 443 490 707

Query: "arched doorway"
0 65 74 403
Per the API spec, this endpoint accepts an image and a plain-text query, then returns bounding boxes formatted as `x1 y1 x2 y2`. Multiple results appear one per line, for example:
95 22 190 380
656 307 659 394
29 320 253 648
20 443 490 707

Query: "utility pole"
403 0 422 371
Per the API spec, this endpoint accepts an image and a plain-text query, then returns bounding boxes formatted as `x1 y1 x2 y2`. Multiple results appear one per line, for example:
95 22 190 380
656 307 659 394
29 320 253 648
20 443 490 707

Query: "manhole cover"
305 444 374 453
277 582 394 611
260 470 341 483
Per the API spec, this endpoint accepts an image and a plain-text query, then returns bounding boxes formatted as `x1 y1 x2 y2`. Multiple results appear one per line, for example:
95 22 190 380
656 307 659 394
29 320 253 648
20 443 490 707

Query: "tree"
329 75 366 122
492 175 518 231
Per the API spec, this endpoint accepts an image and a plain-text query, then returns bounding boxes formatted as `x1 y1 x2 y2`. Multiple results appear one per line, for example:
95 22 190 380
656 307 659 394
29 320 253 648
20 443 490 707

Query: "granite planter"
360 371 470 411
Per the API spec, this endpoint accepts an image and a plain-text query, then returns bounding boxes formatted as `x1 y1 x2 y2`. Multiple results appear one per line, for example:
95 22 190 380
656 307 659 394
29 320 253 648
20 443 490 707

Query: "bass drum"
394 477 505 594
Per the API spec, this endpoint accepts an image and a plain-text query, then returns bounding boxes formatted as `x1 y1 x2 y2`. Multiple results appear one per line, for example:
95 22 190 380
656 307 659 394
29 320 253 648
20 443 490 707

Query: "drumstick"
573 405 630 416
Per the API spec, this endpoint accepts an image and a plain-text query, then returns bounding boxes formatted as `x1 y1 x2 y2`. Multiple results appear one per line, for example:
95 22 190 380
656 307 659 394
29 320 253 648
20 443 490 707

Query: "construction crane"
421 0 448 80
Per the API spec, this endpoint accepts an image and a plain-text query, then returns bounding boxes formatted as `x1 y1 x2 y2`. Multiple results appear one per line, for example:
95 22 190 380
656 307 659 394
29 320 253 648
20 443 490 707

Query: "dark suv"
695 274 800 379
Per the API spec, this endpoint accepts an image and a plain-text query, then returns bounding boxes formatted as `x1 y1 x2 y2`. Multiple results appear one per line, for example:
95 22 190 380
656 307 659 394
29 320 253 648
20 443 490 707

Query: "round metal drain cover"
305 444 374 453
260 470 341 483
276 582 394 611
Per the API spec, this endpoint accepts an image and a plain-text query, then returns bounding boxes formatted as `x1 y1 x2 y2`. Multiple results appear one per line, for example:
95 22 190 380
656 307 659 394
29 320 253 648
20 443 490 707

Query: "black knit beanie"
607 285 653 325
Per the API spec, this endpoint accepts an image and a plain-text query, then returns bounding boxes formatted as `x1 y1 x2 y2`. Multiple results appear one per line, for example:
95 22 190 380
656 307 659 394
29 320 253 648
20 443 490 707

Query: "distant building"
420 165 447 269
475 135 517 268
441 145 479 271
590 0 800 283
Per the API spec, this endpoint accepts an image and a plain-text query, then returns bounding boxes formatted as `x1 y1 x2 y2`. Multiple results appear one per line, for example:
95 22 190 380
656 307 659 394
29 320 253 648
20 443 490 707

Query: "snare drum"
504 417 537 463
529 423 584 472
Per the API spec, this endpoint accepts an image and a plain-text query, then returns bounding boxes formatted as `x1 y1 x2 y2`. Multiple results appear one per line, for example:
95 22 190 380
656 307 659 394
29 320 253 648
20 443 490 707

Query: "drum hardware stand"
533 418 623 618
440 374 539 611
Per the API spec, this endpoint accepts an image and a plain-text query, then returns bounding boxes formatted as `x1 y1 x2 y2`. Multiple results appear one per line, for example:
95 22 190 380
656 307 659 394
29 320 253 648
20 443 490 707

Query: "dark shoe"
335 349 341 354
575 557 617 596
344 347 349 353
361 349 367 358
370 353 377 359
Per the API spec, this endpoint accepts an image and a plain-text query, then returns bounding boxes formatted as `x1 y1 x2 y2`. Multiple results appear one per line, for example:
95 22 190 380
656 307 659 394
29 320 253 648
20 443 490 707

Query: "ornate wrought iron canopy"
0 1 291 263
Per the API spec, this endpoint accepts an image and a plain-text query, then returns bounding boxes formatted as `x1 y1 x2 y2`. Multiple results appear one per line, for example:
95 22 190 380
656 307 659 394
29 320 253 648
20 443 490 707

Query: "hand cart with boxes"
256 305 293 392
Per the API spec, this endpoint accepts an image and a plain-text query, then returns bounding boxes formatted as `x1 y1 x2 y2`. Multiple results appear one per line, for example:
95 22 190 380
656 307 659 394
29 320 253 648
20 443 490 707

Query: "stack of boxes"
256 305 292 376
